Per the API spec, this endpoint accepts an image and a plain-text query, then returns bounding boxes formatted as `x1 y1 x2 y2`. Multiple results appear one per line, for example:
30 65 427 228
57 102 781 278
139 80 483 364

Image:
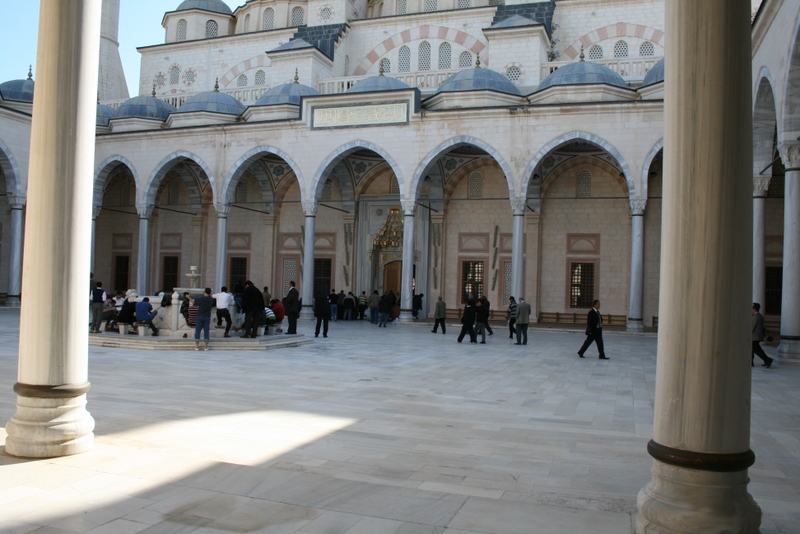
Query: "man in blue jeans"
135 297 159 336
194 287 215 351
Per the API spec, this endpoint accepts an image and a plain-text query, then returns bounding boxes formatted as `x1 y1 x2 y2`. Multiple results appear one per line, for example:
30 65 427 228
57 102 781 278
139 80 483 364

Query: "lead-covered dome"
96 104 116 126
116 95 176 121
0 69 35 103
642 59 665 87
435 66 521 96
346 74 410 93
177 90 245 115
255 82 320 106
536 60 628 92
175 0 232 15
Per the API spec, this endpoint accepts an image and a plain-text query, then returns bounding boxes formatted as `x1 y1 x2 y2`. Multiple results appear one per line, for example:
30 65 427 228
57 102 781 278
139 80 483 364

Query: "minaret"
97 0 129 101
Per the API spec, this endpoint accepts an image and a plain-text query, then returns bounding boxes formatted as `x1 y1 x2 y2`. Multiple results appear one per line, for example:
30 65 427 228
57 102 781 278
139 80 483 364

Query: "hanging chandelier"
373 208 403 248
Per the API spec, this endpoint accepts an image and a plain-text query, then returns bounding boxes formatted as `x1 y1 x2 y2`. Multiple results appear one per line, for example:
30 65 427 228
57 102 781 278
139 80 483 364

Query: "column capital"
215 203 231 217
7 195 26 210
510 197 527 215
400 199 416 216
778 141 800 170
629 198 647 215
136 204 153 218
302 201 318 216
753 176 771 197
92 205 102 219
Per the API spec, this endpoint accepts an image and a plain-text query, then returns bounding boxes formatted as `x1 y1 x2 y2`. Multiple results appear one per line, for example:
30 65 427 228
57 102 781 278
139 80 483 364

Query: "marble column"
777 142 800 362
214 204 230 291
636 1 761 532
90 206 101 274
136 204 153 293
398 200 416 321
626 199 646 332
300 202 317 319
5 0 101 458
5 195 25 307
752 176 771 309
510 198 525 300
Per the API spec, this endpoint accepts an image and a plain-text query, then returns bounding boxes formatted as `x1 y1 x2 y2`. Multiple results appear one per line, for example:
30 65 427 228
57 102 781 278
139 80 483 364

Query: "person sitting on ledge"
135 297 159 336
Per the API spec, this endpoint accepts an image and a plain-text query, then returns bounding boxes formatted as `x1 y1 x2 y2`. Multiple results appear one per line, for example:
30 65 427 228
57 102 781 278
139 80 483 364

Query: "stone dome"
175 0 232 15
254 82 320 106
642 59 665 87
0 70 35 103
177 90 246 115
96 104 117 126
536 60 628 92
435 66 521 96
116 95 177 121
346 74 410 93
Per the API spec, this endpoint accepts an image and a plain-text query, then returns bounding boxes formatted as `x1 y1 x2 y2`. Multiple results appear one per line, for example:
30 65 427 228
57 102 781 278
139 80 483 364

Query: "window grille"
459 51 473 68
570 262 595 308
396 0 407 14
162 256 179 294
344 56 350 75
283 258 297 288
321 180 332 201
399 46 411 72
390 175 400 194
177 19 187 41
765 266 782 315
380 58 391 73
461 261 484 303
614 40 629 58
291 7 305 26
230 257 248 289
184 69 196 85
155 73 165 86
488 0 501 5
438 43 451 69
314 258 332 296
424 0 437 11
418 41 431 71
468 172 483 199
502 261 512 305
640 41 654 57
170 66 180 85
263 8 274 29
768 175 784 197
235 181 247 203
237 74 248 87
321 7 332 20
255 70 266 85
506 65 522 82
206 20 218 38
457 0 470 7
244 14 250 32
113 255 130 293
577 169 592 197
589 45 603 60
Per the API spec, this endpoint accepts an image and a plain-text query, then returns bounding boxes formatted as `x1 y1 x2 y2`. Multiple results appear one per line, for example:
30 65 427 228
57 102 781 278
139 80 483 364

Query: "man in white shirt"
212 286 234 337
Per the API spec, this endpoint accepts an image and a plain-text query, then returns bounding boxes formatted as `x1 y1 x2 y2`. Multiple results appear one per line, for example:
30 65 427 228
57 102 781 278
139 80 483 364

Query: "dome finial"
27 65 33 80
152 83 156 97
579 45 585 62
475 55 481 68
294 68 299 84
214 78 220 92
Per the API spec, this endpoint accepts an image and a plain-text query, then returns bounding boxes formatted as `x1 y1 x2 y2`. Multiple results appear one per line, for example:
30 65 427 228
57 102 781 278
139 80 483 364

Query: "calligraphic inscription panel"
313 102 408 129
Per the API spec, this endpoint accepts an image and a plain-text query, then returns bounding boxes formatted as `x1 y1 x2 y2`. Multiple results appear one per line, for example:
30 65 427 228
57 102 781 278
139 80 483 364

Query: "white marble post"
301 202 317 318
636 1 761 532
5 0 102 458
510 198 526 300
214 204 230 291
136 204 152 294
398 200 416 321
777 143 800 362
752 176 770 309
90 205 101 274
5 195 25 307
627 199 646 332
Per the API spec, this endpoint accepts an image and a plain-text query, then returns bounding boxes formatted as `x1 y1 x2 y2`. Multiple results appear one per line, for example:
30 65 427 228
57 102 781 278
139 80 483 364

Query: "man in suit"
432 295 447 334
578 299 608 359
752 302 774 368
284 280 300 334
514 297 531 345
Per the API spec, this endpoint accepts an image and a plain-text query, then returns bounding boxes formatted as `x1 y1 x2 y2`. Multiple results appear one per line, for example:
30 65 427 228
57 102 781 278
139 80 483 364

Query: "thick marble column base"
396 309 413 322
776 338 800 364
636 460 761 534
627 318 645 332
300 305 314 320
5 391 95 458
4 296 21 307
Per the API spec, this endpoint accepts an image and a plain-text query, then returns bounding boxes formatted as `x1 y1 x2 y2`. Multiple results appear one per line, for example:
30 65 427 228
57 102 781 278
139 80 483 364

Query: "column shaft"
510 204 525 299
6 0 102 457
137 215 149 293
778 167 800 360
5 200 24 306
636 0 761 531
399 203 416 320
627 203 645 332
752 194 766 308
215 212 228 291
301 208 316 318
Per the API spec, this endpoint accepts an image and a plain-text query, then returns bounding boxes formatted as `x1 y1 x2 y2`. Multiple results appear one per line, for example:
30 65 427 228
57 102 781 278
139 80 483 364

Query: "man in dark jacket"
457 298 477 344
752 302 773 368
475 299 489 344
241 281 265 338
314 290 330 337
578 300 608 359
283 280 300 334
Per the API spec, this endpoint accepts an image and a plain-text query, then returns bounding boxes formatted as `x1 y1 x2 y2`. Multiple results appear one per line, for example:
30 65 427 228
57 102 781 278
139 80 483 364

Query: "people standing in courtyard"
475 299 489 344
432 296 447 334
358 291 369 320
212 286 234 337
337 290 346 321
378 291 392 327
578 299 608 359
135 297 159 336
284 280 300 334
262 286 271 306
507 296 517 339
314 290 330 338
514 297 531 345
480 296 493 336
752 302 774 368
241 281 265 338
90 282 107 333
369 290 380 324
194 287 215 351
329 289 338 322
343 291 356 320
457 298 477 344
412 293 424 320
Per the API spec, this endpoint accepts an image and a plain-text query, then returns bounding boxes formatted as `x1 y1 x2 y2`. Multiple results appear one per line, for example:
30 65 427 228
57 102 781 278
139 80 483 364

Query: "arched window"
263 8 274 29
184 69 196 85
396 0 407 14
438 42 451 69
488 0 501 4
380 58 391 73
237 74 248 87
418 41 431 71
235 181 247 203
390 175 400 194
177 19 187 41
588 45 603 60
459 51 473 68
206 20 218 38
457 0 470 7
321 180 332 201
321 7 332 20
506 65 522 82
344 55 350 76
291 7 305 26
424 0 437 11
255 70 266 85
169 66 180 85
468 172 483 199
398 46 411 73
614 40 629 58
244 14 250 32
577 169 592 198
640 41 655 57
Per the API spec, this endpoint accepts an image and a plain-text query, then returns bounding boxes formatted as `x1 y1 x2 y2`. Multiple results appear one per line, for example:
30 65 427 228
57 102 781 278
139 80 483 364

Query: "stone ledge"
88 333 312 351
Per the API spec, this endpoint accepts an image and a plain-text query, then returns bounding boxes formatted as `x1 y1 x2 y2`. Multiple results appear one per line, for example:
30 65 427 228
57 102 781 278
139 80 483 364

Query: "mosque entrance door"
383 260 402 318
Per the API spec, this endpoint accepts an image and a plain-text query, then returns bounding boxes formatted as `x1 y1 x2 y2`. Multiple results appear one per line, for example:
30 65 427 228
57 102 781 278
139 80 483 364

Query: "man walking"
752 302 774 368
212 286 234 337
284 280 300 334
578 299 608 359
475 299 489 344
514 297 531 345
432 295 447 334
457 298 477 344
507 296 517 339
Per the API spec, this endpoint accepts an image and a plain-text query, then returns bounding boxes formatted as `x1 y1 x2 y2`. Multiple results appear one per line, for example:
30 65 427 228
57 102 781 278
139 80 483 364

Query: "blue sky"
0 1 241 98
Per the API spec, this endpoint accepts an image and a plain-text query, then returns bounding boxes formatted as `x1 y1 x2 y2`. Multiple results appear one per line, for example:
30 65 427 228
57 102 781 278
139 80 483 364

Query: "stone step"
89 333 312 351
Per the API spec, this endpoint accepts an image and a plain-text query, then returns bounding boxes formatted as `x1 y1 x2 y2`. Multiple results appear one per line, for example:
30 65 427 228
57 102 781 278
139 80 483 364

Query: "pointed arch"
94 155 139 208
562 23 665 60
781 18 800 140
0 139 23 196
142 151 216 207
640 138 664 201
754 70 778 176
313 141 404 203
223 146 303 209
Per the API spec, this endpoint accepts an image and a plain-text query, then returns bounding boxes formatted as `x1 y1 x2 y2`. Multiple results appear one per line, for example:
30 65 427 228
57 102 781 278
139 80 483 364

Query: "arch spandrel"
223 146 303 211
142 151 217 208
94 155 139 208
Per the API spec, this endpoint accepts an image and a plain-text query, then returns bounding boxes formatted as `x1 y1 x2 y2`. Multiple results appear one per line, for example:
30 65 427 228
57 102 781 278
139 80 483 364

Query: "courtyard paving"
0 309 797 533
